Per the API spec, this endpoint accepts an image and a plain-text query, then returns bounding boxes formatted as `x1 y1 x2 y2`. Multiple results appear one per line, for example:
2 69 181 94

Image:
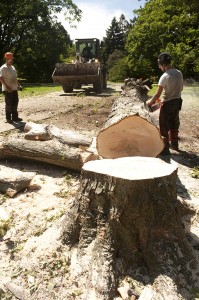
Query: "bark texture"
24 122 92 147
0 166 36 197
61 157 196 299
0 137 94 172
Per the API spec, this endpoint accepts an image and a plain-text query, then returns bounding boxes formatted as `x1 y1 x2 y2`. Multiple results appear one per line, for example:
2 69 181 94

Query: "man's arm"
146 85 163 107
0 76 12 91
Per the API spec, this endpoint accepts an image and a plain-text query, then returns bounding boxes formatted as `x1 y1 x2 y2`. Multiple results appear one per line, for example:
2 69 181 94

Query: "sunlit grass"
18 84 62 98
0 84 62 102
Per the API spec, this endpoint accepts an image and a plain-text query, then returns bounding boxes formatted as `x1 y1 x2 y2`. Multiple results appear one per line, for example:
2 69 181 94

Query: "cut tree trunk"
61 157 196 299
0 137 97 172
97 79 164 158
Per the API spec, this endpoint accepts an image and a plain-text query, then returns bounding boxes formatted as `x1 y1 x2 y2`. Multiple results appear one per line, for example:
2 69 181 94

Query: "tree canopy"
126 0 199 79
0 0 81 81
100 14 131 81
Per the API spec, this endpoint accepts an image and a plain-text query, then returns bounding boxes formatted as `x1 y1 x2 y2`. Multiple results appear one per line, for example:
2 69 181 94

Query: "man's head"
4 52 14 65
158 52 172 66
4 52 14 60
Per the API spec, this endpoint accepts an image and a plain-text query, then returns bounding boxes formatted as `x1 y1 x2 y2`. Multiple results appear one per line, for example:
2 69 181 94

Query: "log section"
0 138 93 172
97 81 164 158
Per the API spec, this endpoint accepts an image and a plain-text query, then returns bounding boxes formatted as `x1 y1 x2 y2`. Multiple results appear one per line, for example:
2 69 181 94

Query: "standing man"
0 52 23 124
146 52 183 155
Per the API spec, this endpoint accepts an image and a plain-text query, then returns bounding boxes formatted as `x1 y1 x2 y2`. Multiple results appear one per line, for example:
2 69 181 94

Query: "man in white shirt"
0 52 22 124
146 52 183 155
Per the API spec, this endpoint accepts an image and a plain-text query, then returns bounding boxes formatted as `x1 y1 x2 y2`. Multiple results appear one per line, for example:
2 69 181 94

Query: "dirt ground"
0 83 199 299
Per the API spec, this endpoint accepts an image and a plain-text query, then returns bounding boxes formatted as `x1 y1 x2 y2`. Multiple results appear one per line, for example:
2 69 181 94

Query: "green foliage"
108 55 130 82
100 14 131 81
126 0 199 78
0 0 82 82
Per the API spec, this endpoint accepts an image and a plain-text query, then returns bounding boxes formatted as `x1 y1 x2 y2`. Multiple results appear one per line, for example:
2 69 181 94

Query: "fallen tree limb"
24 122 92 148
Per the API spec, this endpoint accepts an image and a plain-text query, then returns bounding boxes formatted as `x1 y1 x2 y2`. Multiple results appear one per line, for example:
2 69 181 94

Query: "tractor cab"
75 38 100 62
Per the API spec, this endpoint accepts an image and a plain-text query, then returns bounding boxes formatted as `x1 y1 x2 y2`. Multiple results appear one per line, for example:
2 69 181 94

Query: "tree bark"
24 122 92 147
0 166 36 197
61 157 196 299
0 137 96 172
97 81 164 158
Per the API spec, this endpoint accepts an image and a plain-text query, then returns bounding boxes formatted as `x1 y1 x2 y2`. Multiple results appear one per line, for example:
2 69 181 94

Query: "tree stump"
63 157 196 299
97 80 164 158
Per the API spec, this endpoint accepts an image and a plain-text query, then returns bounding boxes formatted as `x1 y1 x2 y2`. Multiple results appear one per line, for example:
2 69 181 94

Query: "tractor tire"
93 74 103 93
74 83 82 89
62 83 74 93
102 71 107 89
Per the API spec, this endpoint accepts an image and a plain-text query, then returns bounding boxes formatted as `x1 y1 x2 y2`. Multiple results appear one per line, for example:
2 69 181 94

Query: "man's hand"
146 99 153 107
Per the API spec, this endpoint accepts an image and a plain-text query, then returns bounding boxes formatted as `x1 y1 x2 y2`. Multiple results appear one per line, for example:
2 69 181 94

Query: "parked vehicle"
52 38 107 93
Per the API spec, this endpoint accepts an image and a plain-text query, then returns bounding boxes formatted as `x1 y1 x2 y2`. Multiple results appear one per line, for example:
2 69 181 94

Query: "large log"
97 79 164 158
60 157 196 299
0 137 96 172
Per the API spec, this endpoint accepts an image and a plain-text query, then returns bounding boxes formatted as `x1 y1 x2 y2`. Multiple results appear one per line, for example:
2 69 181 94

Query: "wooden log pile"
0 123 98 172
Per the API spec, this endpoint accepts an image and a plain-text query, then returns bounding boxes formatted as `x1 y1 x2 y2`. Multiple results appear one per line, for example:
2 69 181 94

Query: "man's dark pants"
4 90 19 121
159 98 182 149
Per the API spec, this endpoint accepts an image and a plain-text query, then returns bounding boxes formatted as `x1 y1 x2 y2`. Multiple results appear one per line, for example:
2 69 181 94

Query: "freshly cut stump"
69 157 196 299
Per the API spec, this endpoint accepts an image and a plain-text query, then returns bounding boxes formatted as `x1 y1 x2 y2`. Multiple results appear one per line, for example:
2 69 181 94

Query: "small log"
97 80 164 158
0 166 36 197
24 122 91 147
0 137 93 172
62 157 196 299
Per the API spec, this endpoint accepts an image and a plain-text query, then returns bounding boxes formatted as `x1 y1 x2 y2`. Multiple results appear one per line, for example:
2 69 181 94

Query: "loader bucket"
52 62 101 83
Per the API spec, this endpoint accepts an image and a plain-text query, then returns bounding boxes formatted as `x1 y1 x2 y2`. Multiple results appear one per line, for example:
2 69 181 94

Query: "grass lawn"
0 84 62 102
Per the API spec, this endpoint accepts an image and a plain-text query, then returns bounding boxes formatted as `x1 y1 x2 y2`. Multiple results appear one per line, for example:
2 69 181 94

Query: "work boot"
160 136 170 155
12 112 23 122
6 119 13 124
159 147 170 155
13 117 23 122
170 141 179 151
169 130 179 150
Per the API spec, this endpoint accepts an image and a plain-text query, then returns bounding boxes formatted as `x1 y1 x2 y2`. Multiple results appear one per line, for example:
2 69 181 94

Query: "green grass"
148 84 158 96
0 84 62 102
19 84 62 98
